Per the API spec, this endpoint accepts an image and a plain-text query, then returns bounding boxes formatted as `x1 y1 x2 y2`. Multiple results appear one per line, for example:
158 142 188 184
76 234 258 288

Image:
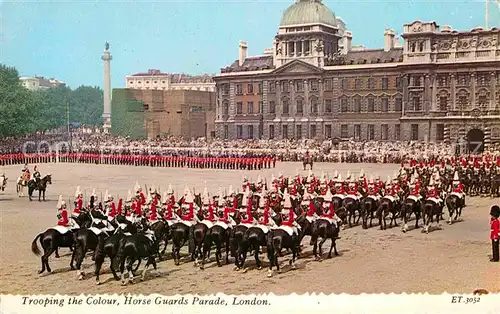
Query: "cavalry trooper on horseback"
161 189 180 226
408 174 422 202
346 172 360 200
426 176 443 209
281 189 300 237
56 195 70 227
33 165 41 184
239 190 256 227
73 186 84 218
199 186 216 228
367 176 381 201
451 171 466 207
257 195 276 233
321 188 342 227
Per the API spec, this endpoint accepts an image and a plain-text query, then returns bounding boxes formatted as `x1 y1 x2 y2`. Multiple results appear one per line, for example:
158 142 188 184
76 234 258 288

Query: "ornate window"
354 78 362 89
296 98 303 114
269 125 275 139
247 83 254 94
296 80 304 92
367 78 375 89
310 96 319 114
310 79 319 91
340 97 348 112
367 96 375 112
247 101 254 114
342 78 349 90
269 101 276 114
236 102 243 114
324 79 333 91
340 124 348 138
439 96 448 111
269 81 276 93
367 124 375 140
324 99 332 113
353 96 361 113
381 78 389 90
395 95 402 111
381 97 389 112
222 100 229 115
281 81 289 93
456 89 470 110
282 98 289 114
236 84 243 95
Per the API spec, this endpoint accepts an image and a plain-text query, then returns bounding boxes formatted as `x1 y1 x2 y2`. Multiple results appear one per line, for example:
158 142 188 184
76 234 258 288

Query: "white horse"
0 174 7 191
16 175 29 197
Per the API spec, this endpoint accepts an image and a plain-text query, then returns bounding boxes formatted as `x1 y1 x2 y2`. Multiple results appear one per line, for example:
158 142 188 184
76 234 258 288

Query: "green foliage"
111 89 146 140
0 63 104 137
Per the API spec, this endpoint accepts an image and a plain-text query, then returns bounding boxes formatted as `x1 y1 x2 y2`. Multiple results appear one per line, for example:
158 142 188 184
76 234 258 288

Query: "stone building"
125 69 215 92
20 76 66 91
214 0 500 151
111 88 216 140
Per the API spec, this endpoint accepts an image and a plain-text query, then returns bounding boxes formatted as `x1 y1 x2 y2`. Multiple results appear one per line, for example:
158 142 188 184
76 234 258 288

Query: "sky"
1 0 499 89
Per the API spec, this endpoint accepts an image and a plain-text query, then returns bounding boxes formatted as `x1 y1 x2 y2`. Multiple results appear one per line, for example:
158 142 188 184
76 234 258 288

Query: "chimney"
384 29 395 51
238 41 248 66
344 31 352 53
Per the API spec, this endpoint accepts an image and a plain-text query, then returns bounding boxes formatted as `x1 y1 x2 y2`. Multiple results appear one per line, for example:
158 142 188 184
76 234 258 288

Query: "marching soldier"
490 205 499 262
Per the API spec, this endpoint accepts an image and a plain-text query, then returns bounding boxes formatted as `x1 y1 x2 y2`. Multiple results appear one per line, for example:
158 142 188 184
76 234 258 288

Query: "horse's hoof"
292 264 297 270
199 266 204 270
70 266 75 270
78 275 84 280
267 271 273 278
38 270 43 274
242 268 248 273
121 282 127 286
96 281 101 285
257 266 262 270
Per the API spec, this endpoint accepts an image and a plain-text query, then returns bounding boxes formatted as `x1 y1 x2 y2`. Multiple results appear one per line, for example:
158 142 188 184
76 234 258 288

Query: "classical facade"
20 76 65 91
214 0 500 151
125 69 215 92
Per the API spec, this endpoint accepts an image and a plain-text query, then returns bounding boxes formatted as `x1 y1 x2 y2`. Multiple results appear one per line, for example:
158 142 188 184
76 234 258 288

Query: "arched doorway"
466 128 484 154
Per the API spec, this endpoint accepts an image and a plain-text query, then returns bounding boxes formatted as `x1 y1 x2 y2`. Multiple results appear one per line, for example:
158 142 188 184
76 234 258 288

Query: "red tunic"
281 209 294 227
74 197 82 214
204 205 216 222
219 207 234 223
491 218 499 240
347 183 358 195
149 203 158 221
260 207 270 225
452 183 464 193
109 203 117 218
427 186 439 198
181 203 194 221
306 200 315 217
163 204 174 220
409 184 420 196
240 206 253 224
57 209 69 226
322 202 335 219
334 185 345 194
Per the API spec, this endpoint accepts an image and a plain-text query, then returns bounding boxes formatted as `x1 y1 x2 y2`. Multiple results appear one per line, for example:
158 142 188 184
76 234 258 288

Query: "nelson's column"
101 41 112 133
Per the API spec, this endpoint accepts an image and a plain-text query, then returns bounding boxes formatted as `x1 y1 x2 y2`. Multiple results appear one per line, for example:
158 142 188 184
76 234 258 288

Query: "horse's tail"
31 233 43 256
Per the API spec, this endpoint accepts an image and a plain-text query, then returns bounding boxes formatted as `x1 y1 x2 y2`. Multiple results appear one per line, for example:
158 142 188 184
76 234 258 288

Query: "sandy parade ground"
0 162 499 295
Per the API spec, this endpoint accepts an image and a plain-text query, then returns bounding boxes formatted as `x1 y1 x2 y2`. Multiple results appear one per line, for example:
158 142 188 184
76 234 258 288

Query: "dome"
280 0 337 27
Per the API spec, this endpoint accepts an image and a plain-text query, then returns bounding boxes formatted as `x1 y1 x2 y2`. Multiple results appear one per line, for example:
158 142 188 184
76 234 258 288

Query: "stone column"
471 73 476 109
431 74 437 111
402 74 408 115
424 74 431 113
101 43 112 133
304 79 309 138
450 74 456 111
290 80 295 116
490 72 496 112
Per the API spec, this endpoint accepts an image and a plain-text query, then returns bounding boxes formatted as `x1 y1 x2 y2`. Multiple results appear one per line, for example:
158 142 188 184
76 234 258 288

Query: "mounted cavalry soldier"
240 191 256 227
451 171 466 207
0 172 7 191
332 174 345 198
56 195 70 227
73 186 84 217
367 176 381 201
321 188 341 227
161 190 179 226
200 187 216 228
166 184 176 204
280 189 300 237
33 165 41 184
179 189 196 225
426 177 443 208
346 173 360 200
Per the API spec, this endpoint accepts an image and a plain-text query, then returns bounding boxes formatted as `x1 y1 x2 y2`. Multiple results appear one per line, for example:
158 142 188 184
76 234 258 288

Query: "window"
281 81 289 93
282 99 289 114
311 98 318 114
354 97 361 113
419 42 424 52
478 95 488 108
248 125 254 139
237 125 243 139
367 78 375 89
342 78 348 90
296 125 302 139
354 78 362 89
325 99 332 113
247 83 253 94
258 83 263 94
458 95 468 110
269 81 276 93
439 96 448 111
395 96 402 111
223 84 229 95
340 97 348 112
367 97 374 112
282 125 289 139
269 125 275 139
413 76 421 87
411 124 419 140
258 101 263 113
367 124 375 140
396 77 402 89
411 96 422 111
310 125 317 138
236 84 243 95
236 102 243 114
354 124 361 140
395 124 401 140
325 125 332 138
222 101 229 115
381 98 389 112
436 124 444 141
381 124 388 140
247 101 254 114
341 124 348 138
224 125 228 139
269 101 276 114
310 80 319 91
324 79 332 91
296 80 303 92
381 78 389 90
296 99 303 114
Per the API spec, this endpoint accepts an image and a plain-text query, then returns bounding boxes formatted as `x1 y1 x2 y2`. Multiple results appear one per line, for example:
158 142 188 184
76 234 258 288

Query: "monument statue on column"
101 42 112 133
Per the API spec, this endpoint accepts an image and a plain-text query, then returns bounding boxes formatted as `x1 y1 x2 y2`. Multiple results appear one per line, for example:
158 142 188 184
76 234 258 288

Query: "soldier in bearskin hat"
490 205 499 262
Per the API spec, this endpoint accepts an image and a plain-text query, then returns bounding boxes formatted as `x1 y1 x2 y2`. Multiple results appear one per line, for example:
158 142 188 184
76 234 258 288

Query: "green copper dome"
280 0 337 27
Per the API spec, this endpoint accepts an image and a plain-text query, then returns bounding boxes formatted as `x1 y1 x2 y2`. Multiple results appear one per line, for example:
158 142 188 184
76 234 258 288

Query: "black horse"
421 199 443 233
149 220 170 260
309 218 340 260
360 196 379 229
28 174 52 201
401 197 422 233
94 228 130 285
377 197 399 230
117 231 158 285
238 226 268 272
445 194 464 225
343 197 361 228
200 223 231 270
266 227 299 277
31 211 91 274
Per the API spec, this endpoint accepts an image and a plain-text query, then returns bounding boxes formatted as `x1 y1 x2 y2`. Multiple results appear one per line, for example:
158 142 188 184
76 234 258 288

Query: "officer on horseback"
33 165 41 183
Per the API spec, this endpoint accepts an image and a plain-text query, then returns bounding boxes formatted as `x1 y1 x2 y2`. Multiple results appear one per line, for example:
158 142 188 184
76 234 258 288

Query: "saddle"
278 225 295 236
200 220 214 229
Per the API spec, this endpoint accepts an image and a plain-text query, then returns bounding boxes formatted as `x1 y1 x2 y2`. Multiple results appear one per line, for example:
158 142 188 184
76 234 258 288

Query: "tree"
0 63 104 137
